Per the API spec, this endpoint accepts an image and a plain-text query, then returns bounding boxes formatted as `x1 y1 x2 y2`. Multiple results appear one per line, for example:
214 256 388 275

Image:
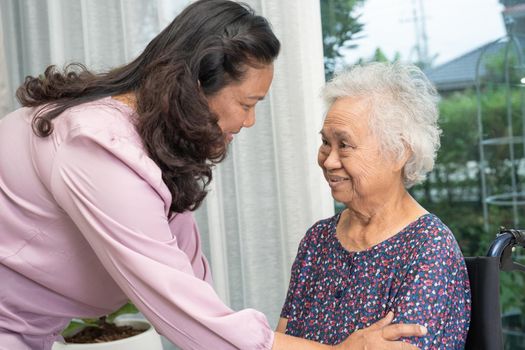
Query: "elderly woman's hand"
335 312 425 350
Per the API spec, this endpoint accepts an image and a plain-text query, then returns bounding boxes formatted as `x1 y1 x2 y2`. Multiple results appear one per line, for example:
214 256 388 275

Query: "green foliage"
437 90 479 164
501 263 525 317
320 0 365 79
411 47 525 321
62 302 139 337
62 320 87 338
106 302 139 323
483 48 521 86
320 1 407 77
353 47 402 66
368 48 401 63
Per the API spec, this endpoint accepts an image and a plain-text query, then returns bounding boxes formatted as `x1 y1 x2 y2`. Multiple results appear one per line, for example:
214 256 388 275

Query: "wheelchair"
465 227 525 350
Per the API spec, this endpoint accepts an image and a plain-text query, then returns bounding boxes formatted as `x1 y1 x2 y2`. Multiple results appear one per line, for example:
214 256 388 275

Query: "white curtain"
0 0 333 346
0 11 11 116
194 0 334 326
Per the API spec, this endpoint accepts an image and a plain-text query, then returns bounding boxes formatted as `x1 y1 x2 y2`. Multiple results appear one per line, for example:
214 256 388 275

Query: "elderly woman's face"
318 97 403 206
207 64 274 143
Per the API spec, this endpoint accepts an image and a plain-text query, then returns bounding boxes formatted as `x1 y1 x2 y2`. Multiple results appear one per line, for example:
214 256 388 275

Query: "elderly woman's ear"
393 144 412 172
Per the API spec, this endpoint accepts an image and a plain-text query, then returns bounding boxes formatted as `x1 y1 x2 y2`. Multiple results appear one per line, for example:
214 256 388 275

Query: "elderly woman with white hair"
276 62 471 349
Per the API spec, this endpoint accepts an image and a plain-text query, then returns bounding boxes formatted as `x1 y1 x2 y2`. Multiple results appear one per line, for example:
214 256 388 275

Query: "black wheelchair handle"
487 228 525 272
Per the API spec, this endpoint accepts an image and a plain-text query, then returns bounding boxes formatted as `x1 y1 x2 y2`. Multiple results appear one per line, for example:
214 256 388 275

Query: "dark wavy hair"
16 0 280 213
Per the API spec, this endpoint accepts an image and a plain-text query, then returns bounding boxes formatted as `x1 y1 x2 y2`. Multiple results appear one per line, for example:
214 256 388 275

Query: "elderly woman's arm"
275 220 426 350
273 313 425 350
390 224 471 349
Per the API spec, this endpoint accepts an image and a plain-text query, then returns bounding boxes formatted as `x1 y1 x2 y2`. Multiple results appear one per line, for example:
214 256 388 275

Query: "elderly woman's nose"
323 149 341 169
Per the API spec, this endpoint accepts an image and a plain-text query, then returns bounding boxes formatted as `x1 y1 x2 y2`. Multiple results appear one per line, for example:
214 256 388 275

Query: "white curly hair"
322 61 441 188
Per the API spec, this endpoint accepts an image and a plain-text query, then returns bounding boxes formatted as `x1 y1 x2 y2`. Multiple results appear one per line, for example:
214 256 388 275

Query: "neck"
112 92 137 110
337 185 426 251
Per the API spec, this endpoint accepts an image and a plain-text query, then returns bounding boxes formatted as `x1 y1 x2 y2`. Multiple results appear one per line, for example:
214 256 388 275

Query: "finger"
367 311 394 330
382 323 427 340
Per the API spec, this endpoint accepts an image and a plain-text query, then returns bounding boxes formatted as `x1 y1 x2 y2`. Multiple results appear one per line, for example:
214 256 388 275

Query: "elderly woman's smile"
318 96 402 207
326 174 351 192
327 174 350 185
279 62 470 349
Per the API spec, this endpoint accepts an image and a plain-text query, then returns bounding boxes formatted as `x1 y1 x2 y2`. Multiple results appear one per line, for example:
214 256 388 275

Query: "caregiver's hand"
335 312 425 350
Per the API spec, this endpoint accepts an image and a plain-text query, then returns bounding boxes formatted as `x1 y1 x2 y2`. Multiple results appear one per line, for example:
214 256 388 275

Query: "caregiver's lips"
226 131 239 142
226 129 242 142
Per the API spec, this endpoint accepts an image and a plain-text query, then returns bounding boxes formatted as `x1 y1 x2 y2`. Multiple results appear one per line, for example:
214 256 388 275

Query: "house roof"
426 0 525 92
424 37 524 92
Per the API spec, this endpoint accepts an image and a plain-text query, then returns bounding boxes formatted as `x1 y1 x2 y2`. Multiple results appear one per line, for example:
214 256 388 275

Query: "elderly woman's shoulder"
409 213 463 255
415 213 453 236
300 213 341 244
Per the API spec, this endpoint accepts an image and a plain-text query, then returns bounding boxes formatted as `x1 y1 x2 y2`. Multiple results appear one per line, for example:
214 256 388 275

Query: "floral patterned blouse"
280 212 471 349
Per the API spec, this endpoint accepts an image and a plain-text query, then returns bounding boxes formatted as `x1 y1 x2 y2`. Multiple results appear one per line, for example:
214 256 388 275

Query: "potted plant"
52 302 163 350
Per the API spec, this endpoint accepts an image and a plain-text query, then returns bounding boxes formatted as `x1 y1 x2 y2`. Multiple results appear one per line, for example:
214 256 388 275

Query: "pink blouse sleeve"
167 212 214 285
49 127 274 350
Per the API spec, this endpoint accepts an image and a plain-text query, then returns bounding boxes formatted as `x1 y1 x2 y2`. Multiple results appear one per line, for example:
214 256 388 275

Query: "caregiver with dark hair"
0 1 426 349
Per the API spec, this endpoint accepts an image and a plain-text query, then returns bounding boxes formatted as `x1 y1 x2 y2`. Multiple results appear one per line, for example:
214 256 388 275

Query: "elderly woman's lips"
328 175 349 181
327 176 350 188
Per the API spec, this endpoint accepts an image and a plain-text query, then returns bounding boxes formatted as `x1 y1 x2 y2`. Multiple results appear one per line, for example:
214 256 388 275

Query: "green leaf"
61 302 139 336
106 302 140 323
61 319 90 338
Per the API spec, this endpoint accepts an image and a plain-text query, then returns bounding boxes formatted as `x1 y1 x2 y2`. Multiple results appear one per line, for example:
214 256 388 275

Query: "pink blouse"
0 97 274 350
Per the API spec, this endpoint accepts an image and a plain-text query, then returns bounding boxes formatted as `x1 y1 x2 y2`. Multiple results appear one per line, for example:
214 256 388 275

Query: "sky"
342 0 507 66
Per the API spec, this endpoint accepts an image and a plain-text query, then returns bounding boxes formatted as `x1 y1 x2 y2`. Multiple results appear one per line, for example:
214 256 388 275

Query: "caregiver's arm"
272 312 425 350
275 318 287 333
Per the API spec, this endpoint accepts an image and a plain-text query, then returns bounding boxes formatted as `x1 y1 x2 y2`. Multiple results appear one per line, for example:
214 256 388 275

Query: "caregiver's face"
207 64 274 143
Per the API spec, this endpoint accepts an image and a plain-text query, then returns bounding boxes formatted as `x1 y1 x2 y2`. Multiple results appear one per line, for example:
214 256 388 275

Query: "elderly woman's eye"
340 142 352 149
